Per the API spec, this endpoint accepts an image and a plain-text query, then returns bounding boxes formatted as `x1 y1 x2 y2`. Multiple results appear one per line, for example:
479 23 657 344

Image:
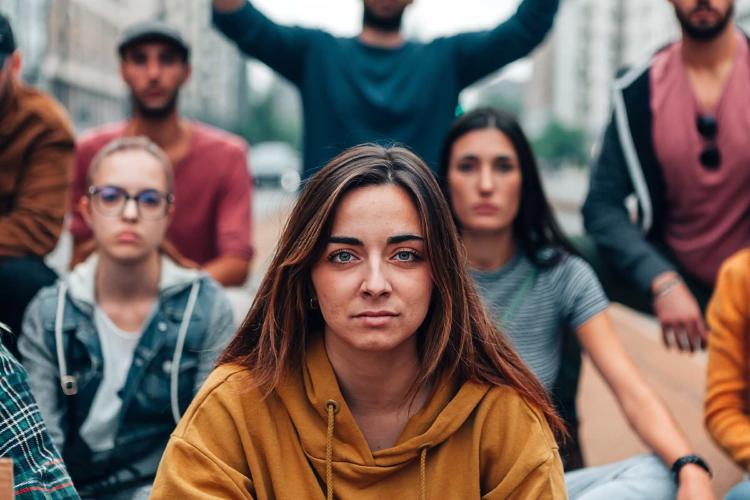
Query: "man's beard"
131 92 179 120
363 5 405 33
675 1 734 41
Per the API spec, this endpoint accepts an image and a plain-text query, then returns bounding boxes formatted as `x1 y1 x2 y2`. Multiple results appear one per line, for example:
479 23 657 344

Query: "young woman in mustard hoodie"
152 144 567 499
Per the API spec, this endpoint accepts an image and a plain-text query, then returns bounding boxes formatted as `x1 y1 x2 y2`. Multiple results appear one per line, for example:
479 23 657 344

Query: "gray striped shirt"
471 252 608 391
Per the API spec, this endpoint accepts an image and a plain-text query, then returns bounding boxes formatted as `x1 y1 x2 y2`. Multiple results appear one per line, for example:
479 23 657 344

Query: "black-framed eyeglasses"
696 115 721 170
88 185 174 220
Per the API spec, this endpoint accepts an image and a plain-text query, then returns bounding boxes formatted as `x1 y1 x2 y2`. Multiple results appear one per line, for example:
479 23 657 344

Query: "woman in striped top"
438 108 714 500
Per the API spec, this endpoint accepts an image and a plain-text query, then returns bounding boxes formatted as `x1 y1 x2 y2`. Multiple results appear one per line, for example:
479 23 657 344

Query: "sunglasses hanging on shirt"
696 115 721 170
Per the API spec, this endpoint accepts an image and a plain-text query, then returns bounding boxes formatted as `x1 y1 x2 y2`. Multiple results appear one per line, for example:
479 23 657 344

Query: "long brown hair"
220 144 565 436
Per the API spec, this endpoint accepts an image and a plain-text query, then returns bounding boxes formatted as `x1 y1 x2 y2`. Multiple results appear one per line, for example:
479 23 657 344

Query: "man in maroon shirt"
71 20 253 286
583 0 748 352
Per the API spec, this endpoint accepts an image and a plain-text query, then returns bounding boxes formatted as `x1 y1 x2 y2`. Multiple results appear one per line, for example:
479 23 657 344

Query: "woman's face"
311 184 433 356
446 128 522 234
81 149 172 263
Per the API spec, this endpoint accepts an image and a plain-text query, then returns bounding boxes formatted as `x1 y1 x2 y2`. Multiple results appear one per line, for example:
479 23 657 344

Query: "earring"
309 296 319 310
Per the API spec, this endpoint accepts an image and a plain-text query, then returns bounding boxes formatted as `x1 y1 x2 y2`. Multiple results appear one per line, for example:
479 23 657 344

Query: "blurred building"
1 0 249 133
0 0 49 84
526 0 750 142
156 0 250 133
739 3 750 29
44 0 150 131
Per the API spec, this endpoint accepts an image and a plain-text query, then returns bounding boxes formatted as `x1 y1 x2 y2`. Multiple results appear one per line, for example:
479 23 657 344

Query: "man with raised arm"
582 0 749 353
212 0 559 177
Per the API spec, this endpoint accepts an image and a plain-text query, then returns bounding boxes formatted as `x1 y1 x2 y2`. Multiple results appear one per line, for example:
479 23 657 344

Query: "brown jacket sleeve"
0 119 74 257
705 249 750 472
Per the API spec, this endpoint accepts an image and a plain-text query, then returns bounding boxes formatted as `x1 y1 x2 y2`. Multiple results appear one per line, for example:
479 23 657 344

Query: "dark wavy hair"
220 143 565 437
438 107 578 266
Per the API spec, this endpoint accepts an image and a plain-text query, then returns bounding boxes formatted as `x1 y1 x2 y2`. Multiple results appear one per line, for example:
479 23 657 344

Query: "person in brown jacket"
0 13 74 356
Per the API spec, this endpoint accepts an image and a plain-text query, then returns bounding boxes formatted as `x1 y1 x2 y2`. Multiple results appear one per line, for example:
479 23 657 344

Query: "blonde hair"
87 136 174 192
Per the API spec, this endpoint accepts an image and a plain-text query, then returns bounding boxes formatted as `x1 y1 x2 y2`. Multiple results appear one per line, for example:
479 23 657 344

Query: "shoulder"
614 40 677 92
478 384 559 459
196 274 234 314
15 84 74 141
716 248 750 288
483 384 553 429
173 363 260 435
26 282 63 319
539 254 596 286
77 123 127 153
191 122 249 158
0 343 24 376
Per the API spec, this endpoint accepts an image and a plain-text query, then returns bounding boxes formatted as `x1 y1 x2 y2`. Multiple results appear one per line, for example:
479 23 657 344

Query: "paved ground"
242 181 743 496
579 306 742 496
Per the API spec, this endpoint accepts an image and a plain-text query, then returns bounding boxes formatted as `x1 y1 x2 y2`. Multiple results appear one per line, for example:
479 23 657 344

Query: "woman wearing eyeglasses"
438 108 715 499
18 137 235 499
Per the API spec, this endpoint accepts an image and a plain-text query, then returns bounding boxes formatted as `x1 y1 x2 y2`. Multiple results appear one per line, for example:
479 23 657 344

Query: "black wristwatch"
671 455 712 484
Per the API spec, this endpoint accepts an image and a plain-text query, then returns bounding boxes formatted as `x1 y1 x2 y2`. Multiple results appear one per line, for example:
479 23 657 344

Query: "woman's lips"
472 203 500 215
353 311 399 327
115 231 141 243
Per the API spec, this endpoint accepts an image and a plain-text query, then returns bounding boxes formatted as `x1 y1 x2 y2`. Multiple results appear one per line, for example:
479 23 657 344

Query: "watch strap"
670 454 712 484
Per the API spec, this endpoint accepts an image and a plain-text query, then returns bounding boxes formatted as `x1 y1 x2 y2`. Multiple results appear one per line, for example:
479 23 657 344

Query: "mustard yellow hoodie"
152 335 566 499
705 248 750 471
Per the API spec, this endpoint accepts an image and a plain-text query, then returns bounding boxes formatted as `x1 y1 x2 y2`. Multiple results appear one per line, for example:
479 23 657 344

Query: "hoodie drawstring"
325 399 339 500
170 280 201 424
322 399 430 500
54 283 78 396
419 444 430 500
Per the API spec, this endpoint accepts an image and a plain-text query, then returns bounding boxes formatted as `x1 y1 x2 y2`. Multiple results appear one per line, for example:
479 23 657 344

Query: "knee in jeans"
726 481 750 500
625 454 672 479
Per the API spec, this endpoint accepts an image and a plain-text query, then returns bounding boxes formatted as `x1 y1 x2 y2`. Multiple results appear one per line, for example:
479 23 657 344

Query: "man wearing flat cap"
70 20 254 287
0 13 74 357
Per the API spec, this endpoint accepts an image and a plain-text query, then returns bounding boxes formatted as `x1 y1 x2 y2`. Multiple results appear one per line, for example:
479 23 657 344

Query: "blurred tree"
235 81 302 149
532 121 588 169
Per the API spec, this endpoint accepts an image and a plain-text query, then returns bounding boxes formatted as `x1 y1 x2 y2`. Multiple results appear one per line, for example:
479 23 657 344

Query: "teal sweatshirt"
213 0 559 178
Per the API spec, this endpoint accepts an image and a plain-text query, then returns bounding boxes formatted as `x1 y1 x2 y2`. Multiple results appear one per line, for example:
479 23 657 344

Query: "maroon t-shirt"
71 122 253 264
651 31 750 287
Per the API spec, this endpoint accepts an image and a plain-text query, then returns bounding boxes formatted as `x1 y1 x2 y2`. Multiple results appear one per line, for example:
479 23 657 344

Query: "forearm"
213 0 244 12
620 384 692 465
512 0 560 41
203 255 250 287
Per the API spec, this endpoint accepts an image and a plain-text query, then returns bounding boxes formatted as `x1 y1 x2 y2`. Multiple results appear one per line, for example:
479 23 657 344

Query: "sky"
246 0 527 94
250 0 521 37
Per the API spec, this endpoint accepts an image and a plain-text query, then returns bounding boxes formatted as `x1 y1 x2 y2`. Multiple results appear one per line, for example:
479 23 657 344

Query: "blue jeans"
565 454 676 499
726 480 750 500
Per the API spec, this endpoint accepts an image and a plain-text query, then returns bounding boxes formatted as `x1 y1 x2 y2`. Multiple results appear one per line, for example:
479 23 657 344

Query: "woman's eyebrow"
326 234 424 245
387 234 424 244
327 236 363 245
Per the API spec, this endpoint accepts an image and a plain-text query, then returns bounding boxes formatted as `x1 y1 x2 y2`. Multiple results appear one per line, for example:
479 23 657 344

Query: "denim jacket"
18 255 236 496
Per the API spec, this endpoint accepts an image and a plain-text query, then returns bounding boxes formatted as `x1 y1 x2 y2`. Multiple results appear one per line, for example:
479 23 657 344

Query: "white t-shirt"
80 306 153 452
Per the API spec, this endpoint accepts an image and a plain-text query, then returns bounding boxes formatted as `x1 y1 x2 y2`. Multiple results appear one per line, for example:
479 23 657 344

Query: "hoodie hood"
153 335 567 498
66 253 202 308
276 334 490 485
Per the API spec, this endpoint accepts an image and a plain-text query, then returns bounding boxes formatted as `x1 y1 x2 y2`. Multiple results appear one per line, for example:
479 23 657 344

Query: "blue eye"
98 187 124 205
394 250 418 262
329 251 355 264
138 190 164 207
